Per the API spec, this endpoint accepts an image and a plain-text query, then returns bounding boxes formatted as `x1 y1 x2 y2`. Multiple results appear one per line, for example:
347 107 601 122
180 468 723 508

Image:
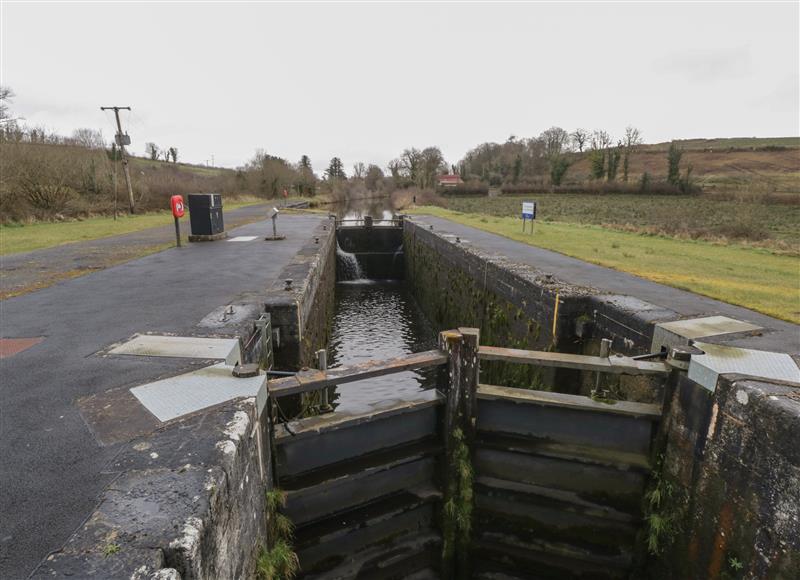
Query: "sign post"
521 201 536 234
170 195 185 247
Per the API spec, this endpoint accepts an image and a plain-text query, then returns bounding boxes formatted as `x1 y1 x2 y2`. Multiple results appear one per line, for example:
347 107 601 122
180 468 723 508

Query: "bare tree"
365 164 384 191
591 130 613 150
352 162 366 180
419 146 446 189
71 128 105 149
168 147 178 163
540 126 570 159
622 126 643 181
0 86 23 139
145 142 159 161
570 128 589 152
387 159 401 180
0 86 15 123
623 126 642 148
399 148 422 183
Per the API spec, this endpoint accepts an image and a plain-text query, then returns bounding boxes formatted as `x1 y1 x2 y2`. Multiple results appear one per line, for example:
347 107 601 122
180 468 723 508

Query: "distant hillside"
640 136 800 152
128 155 233 178
568 137 800 193
0 140 245 221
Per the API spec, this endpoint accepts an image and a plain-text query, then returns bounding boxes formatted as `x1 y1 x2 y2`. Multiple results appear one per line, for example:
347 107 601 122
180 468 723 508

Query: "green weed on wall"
404 230 556 390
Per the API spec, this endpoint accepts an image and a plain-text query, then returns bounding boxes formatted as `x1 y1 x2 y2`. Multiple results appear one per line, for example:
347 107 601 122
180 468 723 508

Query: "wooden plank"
478 346 670 375
459 328 480 448
477 384 662 419
274 394 441 442
268 349 448 398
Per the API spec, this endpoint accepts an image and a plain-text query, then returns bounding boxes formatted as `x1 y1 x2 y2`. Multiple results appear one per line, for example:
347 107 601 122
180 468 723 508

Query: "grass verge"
412 207 800 324
0 199 273 255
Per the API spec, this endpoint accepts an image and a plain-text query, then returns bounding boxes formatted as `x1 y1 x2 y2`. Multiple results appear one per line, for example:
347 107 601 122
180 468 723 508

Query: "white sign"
522 201 536 220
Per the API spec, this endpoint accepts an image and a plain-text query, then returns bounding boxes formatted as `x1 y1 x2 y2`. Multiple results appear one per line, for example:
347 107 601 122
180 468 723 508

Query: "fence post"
438 328 479 579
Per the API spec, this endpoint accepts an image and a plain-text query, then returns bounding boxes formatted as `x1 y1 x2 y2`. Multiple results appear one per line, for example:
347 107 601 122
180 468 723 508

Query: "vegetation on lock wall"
441 427 473 575
256 489 299 580
404 229 561 390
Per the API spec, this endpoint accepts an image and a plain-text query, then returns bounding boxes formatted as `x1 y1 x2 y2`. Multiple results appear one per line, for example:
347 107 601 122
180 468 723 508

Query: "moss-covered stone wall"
403 220 592 390
649 375 800 579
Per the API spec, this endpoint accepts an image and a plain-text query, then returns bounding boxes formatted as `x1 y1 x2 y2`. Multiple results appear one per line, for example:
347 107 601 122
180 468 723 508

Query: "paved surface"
417 216 800 354
0 214 323 578
0 203 276 299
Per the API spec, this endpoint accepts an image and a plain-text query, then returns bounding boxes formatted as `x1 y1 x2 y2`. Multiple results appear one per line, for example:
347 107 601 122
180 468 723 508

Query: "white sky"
2 1 798 171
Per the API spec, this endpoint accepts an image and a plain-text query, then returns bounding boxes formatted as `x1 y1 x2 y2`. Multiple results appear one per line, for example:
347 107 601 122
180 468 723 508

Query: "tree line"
458 126 645 187
1 83 698 223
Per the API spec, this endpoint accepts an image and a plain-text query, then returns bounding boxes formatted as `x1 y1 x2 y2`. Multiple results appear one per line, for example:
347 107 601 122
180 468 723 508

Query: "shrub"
667 143 683 186
0 139 255 221
589 149 605 180
437 184 489 196
639 172 651 194
549 157 570 186
500 181 691 196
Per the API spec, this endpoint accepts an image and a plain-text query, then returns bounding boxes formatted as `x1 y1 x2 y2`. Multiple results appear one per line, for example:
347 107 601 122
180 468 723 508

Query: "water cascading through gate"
336 242 364 281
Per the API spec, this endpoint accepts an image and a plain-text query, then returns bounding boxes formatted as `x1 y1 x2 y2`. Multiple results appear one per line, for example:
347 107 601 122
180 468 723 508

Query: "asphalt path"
0 203 277 299
0 213 322 578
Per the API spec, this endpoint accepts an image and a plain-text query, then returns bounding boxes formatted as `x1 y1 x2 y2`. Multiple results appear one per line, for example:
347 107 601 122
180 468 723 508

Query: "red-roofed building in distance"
437 174 464 188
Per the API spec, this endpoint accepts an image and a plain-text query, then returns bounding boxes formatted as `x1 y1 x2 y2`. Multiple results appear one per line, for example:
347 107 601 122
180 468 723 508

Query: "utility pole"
100 106 136 214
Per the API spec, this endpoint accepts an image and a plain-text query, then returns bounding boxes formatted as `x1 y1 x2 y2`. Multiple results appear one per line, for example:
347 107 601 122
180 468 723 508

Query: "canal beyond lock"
327 197 439 414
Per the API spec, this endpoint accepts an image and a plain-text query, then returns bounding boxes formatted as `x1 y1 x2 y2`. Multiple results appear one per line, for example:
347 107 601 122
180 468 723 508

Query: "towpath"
0 203 278 300
0 214 323 579
416 216 799 354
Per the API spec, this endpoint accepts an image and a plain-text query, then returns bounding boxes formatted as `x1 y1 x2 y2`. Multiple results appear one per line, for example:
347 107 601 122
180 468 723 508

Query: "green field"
413 206 800 324
0 199 267 255
442 194 800 253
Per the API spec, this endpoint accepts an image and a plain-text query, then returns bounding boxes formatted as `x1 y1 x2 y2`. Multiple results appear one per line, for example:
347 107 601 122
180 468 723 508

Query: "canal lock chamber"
259 218 797 580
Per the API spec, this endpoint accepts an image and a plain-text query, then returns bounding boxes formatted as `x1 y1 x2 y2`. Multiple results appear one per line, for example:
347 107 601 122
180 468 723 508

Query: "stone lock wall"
402 217 799 578
652 375 800 579
403 219 590 391
264 220 336 371
32 399 269 580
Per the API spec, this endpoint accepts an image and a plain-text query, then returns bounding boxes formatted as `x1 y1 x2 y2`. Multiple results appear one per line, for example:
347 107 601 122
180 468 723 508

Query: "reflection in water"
328 281 437 414
329 196 398 224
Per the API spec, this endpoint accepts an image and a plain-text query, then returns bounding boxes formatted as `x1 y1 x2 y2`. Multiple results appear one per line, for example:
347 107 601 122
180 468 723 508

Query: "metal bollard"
317 348 332 413
593 338 612 397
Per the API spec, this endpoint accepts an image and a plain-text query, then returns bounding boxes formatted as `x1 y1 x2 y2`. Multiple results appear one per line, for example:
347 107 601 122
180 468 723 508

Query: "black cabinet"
188 194 225 236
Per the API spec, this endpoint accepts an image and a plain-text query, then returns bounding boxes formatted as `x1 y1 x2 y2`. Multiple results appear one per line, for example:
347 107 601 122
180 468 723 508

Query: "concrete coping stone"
690 341 800 392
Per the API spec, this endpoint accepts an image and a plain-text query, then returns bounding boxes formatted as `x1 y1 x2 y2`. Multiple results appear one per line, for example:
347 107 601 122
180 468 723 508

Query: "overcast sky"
2 1 798 171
